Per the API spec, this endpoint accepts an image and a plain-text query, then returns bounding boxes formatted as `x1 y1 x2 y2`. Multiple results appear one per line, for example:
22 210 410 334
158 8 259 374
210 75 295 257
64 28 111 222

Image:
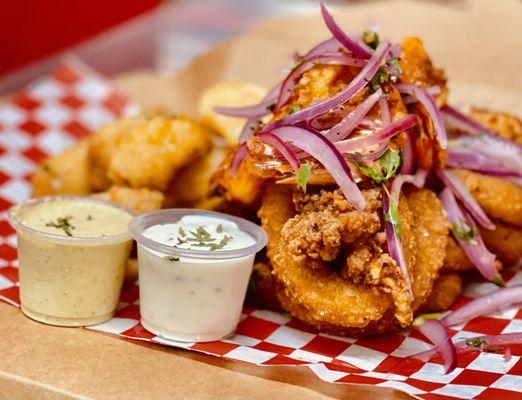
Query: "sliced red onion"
320 2 372 58
215 82 282 119
401 130 415 175
441 104 493 136
304 37 342 59
402 86 441 105
447 147 521 178
389 43 401 58
359 118 377 128
276 54 367 110
436 169 495 230
412 332 522 361
271 126 365 209
383 189 413 296
343 141 388 162
504 347 512 362
263 41 391 131
441 285 522 327
230 144 248 176
390 169 428 205
415 319 457 374
336 114 417 152
396 83 447 149
439 188 501 284
255 132 300 171
378 96 391 125
449 135 522 176
324 88 383 141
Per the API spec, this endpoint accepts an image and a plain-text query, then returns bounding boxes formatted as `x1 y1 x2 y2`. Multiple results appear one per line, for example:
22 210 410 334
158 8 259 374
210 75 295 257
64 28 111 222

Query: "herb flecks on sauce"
175 225 234 251
46 216 75 237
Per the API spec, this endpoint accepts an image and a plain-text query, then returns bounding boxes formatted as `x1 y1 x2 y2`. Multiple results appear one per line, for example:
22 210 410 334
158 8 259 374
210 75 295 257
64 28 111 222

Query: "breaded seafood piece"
32 141 91 196
164 144 228 207
419 274 462 313
108 115 210 191
469 108 522 145
93 186 164 213
453 169 522 227
442 236 474 273
89 115 146 191
480 220 522 265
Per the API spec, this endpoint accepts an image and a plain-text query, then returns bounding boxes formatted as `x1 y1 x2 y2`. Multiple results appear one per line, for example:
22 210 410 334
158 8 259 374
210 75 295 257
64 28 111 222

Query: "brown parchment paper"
1 1 521 399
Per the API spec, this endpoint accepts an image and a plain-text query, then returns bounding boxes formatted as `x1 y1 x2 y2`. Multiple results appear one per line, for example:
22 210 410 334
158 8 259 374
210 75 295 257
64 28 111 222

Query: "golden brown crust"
92 186 164 213
419 274 462 313
453 169 522 227
480 220 522 266
469 108 522 145
442 236 474 273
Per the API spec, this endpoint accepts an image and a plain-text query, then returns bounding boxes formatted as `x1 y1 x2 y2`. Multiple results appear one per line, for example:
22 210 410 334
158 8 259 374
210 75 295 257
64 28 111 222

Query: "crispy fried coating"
469 108 522 145
92 186 164 213
419 274 462 313
89 116 145 191
32 141 91 196
165 144 228 207
480 220 522 265
108 115 210 190
405 188 450 310
453 169 522 227
248 261 284 312
442 236 474 273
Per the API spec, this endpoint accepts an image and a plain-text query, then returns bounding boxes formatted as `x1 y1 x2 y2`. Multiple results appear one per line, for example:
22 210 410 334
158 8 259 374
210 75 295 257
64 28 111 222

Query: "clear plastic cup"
7 196 134 327
129 209 267 343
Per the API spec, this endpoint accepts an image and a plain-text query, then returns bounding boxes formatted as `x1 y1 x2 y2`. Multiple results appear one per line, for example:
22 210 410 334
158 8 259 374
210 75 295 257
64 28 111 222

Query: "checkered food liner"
0 60 520 400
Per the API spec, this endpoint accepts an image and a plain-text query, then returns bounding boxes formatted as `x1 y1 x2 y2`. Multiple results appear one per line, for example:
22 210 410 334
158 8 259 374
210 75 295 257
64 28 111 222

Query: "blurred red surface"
0 0 160 76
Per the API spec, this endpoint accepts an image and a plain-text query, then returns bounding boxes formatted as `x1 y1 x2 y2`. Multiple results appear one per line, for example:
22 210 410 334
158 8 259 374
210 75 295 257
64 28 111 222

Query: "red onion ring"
255 132 300 171
378 96 391 126
324 88 383 141
446 147 521 178
336 114 417 152
415 319 457 374
303 37 342 59
320 2 372 59
441 104 493 136
439 188 501 284
441 285 522 327
436 169 495 230
401 130 415 174
383 189 413 296
390 169 428 205
276 54 367 111
271 126 365 209
343 141 389 162
263 41 391 132
396 83 447 149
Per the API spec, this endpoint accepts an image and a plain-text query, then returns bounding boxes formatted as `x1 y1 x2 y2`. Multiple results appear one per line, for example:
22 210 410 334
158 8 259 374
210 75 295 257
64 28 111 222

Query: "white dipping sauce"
137 215 256 342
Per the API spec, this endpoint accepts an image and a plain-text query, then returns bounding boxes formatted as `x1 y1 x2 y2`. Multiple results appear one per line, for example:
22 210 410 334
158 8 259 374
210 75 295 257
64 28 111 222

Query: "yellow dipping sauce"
8 197 133 327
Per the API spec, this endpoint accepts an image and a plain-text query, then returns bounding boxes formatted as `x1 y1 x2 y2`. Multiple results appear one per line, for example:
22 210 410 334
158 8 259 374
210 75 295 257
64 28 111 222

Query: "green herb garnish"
87 215 93 221
451 220 478 244
465 337 506 353
363 30 380 49
164 256 180 262
193 235 233 251
178 227 186 238
288 104 301 114
296 163 312 193
177 225 234 251
357 149 401 184
46 216 75 236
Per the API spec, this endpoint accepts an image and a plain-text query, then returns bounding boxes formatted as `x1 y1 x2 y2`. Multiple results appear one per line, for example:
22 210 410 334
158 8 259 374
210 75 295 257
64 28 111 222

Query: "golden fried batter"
469 108 522 145
480 220 522 265
442 236 474 273
453 169 522 227
419 274 462 313
92 186 164 213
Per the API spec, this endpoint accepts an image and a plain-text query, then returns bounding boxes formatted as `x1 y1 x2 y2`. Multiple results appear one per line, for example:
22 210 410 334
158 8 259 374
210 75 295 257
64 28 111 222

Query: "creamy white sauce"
137 215 256 342
142 215 255 253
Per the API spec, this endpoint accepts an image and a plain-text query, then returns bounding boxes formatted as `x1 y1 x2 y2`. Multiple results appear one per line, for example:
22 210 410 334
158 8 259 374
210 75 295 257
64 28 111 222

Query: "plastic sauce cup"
129 209 267 343
7 196 134 327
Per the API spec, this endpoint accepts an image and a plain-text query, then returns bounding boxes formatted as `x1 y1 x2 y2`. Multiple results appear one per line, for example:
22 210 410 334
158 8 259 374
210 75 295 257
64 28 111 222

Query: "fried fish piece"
92 186 164 213
108 115 210 190
419 274 462 313
480 220 522 265
452 169 522 227
32 141 91 196
469 108 522 145
442 236 474 273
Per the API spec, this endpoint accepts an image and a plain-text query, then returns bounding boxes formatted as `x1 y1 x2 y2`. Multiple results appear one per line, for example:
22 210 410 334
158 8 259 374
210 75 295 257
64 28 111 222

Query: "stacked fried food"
210 9 522 336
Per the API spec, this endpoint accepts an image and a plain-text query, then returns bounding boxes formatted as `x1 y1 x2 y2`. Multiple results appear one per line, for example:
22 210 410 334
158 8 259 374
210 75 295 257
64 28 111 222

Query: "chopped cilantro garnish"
451 220 478 244
288 104 301 114
357 149 401 184
164 256 180 262
86 215 93 221
176 225 234 251
296 163 311 193
363 30 380 49
46 216 75 236
178 227 186 237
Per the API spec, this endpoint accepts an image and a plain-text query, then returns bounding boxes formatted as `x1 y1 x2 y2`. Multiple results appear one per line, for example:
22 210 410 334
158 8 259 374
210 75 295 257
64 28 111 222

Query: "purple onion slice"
415 319 457 374
256 132 300 171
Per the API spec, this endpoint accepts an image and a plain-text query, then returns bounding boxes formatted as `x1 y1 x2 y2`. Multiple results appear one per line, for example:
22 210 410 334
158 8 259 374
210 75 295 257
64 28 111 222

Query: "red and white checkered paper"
0 60 520 400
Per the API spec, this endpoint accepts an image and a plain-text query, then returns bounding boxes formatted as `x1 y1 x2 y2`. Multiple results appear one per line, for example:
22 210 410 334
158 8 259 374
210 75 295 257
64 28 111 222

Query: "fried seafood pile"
211 9 522 336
